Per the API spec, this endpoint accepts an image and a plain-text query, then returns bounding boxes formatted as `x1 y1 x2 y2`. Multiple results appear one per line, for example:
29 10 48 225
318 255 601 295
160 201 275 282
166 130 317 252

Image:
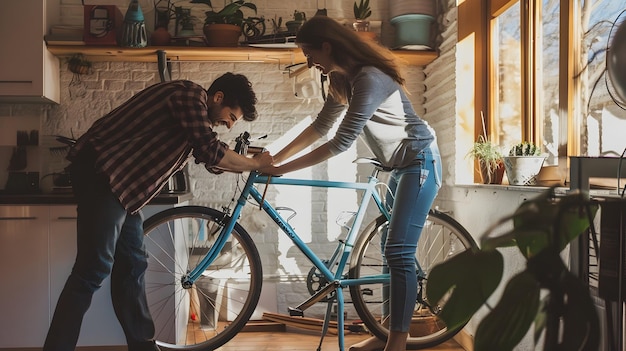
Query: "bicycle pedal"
288 307 304 317
347 324 366 333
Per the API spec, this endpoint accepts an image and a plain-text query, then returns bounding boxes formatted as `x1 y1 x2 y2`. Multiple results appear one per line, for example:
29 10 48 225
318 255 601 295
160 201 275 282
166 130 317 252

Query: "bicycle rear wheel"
349 210 477 349
143 206 262 351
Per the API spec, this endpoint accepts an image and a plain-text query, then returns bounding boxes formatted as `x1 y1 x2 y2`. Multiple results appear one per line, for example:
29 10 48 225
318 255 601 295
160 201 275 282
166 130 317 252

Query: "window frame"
460 0 580 182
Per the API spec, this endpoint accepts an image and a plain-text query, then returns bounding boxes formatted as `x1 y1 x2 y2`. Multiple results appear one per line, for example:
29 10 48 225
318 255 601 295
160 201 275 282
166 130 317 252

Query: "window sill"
455 183 569 195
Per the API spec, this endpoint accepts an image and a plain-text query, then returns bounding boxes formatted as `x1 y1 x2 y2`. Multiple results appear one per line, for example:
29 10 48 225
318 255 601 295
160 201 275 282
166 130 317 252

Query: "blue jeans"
384 142 441 332
43 149 156 351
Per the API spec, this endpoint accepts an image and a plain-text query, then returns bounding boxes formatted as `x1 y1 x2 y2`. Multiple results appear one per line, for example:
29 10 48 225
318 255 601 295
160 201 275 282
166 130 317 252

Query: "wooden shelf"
46 45 438 66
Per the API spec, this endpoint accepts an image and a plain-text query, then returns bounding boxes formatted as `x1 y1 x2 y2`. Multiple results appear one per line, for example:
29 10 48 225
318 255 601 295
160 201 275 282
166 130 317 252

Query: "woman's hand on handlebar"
257 163 283 176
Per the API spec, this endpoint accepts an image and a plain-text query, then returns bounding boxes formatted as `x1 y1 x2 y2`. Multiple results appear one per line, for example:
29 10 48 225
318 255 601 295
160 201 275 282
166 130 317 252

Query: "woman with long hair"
259 16 441 351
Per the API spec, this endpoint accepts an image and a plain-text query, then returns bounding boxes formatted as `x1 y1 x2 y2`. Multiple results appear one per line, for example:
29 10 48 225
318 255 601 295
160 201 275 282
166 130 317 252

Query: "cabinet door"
49 206 126 346
0 0 59 103
0 206 49 348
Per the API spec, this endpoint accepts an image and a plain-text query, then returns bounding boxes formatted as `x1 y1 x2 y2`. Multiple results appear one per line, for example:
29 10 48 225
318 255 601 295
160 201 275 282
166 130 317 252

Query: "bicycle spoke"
143 207 262 351
349 212 476 349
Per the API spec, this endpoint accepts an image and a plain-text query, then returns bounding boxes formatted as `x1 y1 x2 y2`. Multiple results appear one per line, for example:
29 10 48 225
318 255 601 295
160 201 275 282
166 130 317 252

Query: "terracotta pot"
479 160 505 184
150 27 171 46
203 24 242 47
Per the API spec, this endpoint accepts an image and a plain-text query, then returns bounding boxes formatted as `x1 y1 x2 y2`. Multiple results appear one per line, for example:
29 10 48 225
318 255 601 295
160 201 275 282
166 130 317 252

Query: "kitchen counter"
0 191 193 205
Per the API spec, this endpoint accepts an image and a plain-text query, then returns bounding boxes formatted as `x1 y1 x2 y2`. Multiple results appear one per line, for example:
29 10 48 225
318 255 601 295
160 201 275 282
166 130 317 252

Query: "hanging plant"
67 54 92 75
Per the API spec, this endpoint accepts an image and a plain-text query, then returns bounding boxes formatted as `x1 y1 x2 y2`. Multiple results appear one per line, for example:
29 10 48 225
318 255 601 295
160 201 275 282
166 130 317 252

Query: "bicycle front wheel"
349 210 477 349
143 206 263 351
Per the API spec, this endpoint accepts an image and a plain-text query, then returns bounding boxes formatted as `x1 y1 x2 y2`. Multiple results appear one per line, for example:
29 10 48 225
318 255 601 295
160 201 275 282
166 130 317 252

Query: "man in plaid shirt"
44 72 273 351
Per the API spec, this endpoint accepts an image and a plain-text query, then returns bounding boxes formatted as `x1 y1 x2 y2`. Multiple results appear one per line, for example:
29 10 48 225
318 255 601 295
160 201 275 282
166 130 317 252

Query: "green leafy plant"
67 54 92 75
190 0 257 27
509 141 541 156
466 135 503 183
426 188 600 350
353 0 371 20
292 10 306 22
285 10 306 33
270 15 283 34
174 6 197 31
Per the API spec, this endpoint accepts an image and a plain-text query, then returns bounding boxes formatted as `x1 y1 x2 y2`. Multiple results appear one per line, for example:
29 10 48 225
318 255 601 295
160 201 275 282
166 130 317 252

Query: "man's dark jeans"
43 150 156 351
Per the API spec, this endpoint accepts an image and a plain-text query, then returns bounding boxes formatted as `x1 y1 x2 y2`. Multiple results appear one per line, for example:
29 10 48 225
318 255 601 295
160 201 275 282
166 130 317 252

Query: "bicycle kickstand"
316 286 346 351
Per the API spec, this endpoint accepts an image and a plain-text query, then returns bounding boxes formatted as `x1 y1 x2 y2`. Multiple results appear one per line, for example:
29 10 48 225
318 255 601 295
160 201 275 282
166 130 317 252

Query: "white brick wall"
10 0 448 321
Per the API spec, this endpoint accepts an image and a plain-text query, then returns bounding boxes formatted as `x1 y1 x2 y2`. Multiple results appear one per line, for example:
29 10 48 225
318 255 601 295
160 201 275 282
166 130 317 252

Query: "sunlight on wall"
586 108 626 157
456 32 476 184
262 114 360 276
265 117 314 277
326 147 359 243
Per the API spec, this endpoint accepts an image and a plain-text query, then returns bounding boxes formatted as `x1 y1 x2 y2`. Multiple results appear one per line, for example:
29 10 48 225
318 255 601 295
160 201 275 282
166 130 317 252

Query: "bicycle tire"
143 206 263 351
349 209 477 349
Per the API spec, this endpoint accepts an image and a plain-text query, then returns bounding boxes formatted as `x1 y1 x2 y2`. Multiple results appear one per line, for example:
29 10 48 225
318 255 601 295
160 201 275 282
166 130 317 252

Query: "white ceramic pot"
503 156 546 186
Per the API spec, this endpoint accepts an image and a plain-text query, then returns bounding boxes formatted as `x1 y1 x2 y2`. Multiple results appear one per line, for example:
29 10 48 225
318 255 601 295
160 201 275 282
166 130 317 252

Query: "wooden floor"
215 328 466 351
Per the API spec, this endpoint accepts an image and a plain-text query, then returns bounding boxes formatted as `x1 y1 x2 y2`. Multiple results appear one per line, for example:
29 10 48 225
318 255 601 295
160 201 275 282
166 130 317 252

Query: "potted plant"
466 135 504 184
190 0 257 47
285 10 306 33
353 0 371 32
175 6 197 37
426 188 600 350
503 142 546 186
67 54 92 75
270 15 284 34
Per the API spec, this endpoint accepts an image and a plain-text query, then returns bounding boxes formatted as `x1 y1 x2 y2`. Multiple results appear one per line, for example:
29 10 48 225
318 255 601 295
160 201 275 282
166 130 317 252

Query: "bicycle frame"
186 168 393 349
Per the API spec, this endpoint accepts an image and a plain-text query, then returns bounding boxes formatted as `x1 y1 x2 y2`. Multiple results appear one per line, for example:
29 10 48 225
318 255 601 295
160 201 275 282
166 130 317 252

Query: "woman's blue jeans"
384 141 442 332
43 152 156 351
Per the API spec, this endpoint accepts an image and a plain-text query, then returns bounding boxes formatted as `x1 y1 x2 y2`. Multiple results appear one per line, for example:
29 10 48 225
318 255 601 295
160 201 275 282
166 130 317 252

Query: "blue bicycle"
142 132 477 350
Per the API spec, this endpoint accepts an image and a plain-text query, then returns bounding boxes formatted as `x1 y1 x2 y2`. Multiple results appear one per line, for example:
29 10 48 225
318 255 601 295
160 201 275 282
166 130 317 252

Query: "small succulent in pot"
353 0 372 32
286 10 306 33
504 142 546 186
508 141 541 156
353 0 371 20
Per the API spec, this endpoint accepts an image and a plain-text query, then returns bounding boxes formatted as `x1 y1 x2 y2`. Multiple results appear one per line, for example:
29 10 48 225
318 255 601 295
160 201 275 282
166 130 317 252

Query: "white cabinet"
0 0 60 104
0 203 182 348
48 206 126 346
0 205 50 348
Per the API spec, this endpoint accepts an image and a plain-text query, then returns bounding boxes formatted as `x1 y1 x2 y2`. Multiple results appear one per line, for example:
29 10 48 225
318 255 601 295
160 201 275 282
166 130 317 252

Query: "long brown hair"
295 16 405 103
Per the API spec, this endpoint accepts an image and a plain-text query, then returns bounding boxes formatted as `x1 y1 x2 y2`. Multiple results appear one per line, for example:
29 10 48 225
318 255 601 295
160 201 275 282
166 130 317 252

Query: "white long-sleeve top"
311 66 436 169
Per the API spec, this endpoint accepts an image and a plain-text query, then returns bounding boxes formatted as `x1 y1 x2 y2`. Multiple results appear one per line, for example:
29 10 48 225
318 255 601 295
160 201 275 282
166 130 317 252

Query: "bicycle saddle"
353 157 393 172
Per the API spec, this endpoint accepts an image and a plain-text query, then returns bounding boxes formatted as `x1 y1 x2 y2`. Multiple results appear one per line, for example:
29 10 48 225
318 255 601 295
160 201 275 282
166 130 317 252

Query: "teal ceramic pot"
390 14 434 49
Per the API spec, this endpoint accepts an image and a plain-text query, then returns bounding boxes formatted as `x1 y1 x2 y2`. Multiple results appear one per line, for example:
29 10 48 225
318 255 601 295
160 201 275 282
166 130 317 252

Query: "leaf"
533 296 548 346
474 271 540 351
426 249 503 331
510 189 597 258
560 272 600 350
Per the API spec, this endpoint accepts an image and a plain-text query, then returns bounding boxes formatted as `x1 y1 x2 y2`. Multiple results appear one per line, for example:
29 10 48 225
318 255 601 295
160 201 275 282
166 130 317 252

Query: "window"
492 2 522 155
584 0 626 157
490 0 560 165
479 0 626 172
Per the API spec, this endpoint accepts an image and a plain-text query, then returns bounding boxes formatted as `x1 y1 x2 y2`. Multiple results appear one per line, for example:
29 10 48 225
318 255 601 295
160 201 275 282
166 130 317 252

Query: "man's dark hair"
207 72 258 121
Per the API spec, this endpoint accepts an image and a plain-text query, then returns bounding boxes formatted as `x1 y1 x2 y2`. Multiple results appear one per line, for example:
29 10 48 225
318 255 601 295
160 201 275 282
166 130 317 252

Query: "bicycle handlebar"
233 131 393 175
234 131 266 156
